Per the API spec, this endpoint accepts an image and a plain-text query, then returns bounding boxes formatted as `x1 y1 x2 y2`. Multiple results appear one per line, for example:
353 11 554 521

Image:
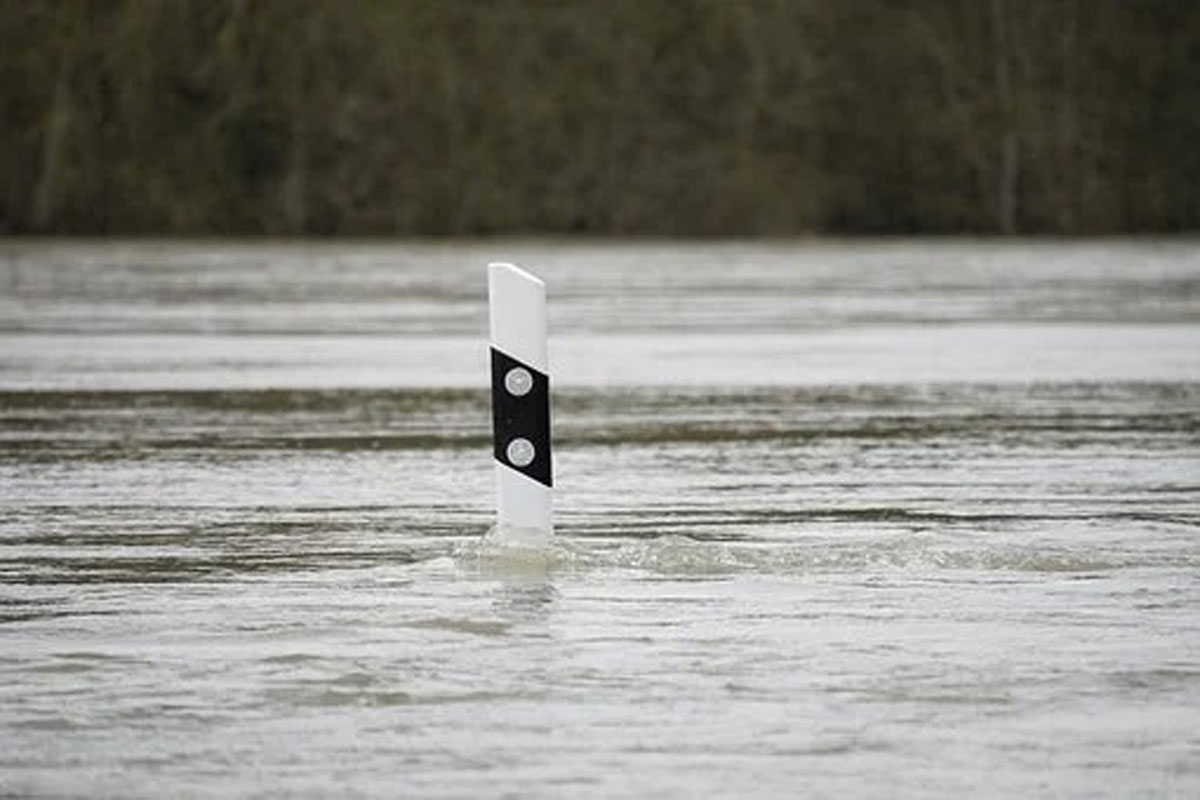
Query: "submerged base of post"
494 463 552 538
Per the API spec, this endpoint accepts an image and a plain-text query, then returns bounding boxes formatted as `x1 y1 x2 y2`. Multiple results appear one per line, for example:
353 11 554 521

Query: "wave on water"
455 528 1193 578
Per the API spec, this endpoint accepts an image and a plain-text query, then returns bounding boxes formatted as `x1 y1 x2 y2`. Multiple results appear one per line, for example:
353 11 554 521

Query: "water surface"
1 240 1199 797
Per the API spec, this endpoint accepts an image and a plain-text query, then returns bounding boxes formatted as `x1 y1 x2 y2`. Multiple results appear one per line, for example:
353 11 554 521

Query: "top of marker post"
488 262 548 373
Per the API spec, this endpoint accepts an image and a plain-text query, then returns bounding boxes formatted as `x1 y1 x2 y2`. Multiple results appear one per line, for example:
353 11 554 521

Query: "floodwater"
1 240 1198 797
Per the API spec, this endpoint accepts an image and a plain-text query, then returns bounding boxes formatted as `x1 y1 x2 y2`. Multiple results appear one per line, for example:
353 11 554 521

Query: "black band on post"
490 347 552 487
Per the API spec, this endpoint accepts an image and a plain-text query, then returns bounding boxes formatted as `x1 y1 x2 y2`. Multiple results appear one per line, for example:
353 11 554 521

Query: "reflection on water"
1 241 1199 796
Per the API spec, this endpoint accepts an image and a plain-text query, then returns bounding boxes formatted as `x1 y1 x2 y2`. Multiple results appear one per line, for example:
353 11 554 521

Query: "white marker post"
488 262 552 540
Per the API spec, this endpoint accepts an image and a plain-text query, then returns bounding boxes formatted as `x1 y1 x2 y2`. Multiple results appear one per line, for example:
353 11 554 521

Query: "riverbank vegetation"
2 1 1197 235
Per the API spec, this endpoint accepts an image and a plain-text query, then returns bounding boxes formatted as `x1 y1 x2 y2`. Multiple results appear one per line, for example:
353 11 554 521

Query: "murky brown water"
2 240 1199 797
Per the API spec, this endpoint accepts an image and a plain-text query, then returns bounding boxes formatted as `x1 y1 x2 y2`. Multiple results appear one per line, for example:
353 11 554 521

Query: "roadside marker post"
488 262 552 538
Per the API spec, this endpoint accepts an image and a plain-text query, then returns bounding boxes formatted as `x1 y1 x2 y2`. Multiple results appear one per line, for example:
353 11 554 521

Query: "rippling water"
2 240 1199 796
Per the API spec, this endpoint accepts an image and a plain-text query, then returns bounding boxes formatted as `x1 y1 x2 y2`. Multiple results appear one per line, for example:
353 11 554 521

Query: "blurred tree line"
2 0 1198 236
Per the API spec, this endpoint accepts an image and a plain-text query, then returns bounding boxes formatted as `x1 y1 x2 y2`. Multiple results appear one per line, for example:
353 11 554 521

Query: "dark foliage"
2 0 1197 235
